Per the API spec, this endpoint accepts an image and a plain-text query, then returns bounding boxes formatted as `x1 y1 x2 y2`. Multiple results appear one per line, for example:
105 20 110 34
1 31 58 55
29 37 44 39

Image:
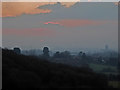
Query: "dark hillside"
2 49 108 89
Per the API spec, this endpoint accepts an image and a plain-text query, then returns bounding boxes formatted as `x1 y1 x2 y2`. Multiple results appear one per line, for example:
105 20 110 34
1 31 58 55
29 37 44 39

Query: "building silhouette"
105 45 109 51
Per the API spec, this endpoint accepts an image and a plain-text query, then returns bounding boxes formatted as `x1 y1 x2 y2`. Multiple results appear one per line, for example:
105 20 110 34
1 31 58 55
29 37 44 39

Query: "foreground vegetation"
2 49 111 89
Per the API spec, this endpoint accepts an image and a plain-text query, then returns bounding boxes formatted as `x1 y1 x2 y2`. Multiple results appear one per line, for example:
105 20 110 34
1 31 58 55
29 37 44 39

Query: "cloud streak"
44 21 60 25
3 28 56 36
44 19 113 27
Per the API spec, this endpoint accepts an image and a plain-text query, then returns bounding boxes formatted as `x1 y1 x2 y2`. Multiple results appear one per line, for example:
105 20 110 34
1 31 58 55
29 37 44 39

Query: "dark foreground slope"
2 49 108 89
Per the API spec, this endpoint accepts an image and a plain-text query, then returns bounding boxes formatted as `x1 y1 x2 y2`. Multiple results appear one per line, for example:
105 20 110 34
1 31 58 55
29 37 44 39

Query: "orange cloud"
114 2 120 6
2 2 77 17
44 19 110 27
60 2 77 8
2 2 56 17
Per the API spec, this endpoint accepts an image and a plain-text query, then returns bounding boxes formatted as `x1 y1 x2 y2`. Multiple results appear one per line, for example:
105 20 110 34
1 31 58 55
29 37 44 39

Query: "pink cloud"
44 19 114 27
44 22 60 25
3 28 55 36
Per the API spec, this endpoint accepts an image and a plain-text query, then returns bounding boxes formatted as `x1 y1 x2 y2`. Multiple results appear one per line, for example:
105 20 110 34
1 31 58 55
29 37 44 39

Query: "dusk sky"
2 2 118 51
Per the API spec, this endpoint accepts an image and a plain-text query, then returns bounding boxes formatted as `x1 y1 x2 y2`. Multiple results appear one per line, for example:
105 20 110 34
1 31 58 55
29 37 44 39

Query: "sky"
1 0 119 2
2 2 118 51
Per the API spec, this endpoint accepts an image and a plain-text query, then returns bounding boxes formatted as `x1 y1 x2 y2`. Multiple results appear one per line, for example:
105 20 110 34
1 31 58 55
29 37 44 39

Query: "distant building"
105 45 109 51
13 47 21 54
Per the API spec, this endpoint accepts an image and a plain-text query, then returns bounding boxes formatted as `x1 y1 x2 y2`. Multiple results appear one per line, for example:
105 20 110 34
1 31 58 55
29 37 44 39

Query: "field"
89 63 119 88
89 63 118 75
108 81 120 88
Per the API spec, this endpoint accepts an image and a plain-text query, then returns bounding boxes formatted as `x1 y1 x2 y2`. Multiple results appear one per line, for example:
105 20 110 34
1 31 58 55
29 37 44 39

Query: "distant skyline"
2 2 118 51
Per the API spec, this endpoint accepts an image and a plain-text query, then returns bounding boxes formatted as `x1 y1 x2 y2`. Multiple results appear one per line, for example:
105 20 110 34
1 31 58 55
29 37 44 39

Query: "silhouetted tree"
78 51 83 59
13 47 21 54
43 47 49 58
60 51 71 58
82 53 86 60
53 51 60 58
